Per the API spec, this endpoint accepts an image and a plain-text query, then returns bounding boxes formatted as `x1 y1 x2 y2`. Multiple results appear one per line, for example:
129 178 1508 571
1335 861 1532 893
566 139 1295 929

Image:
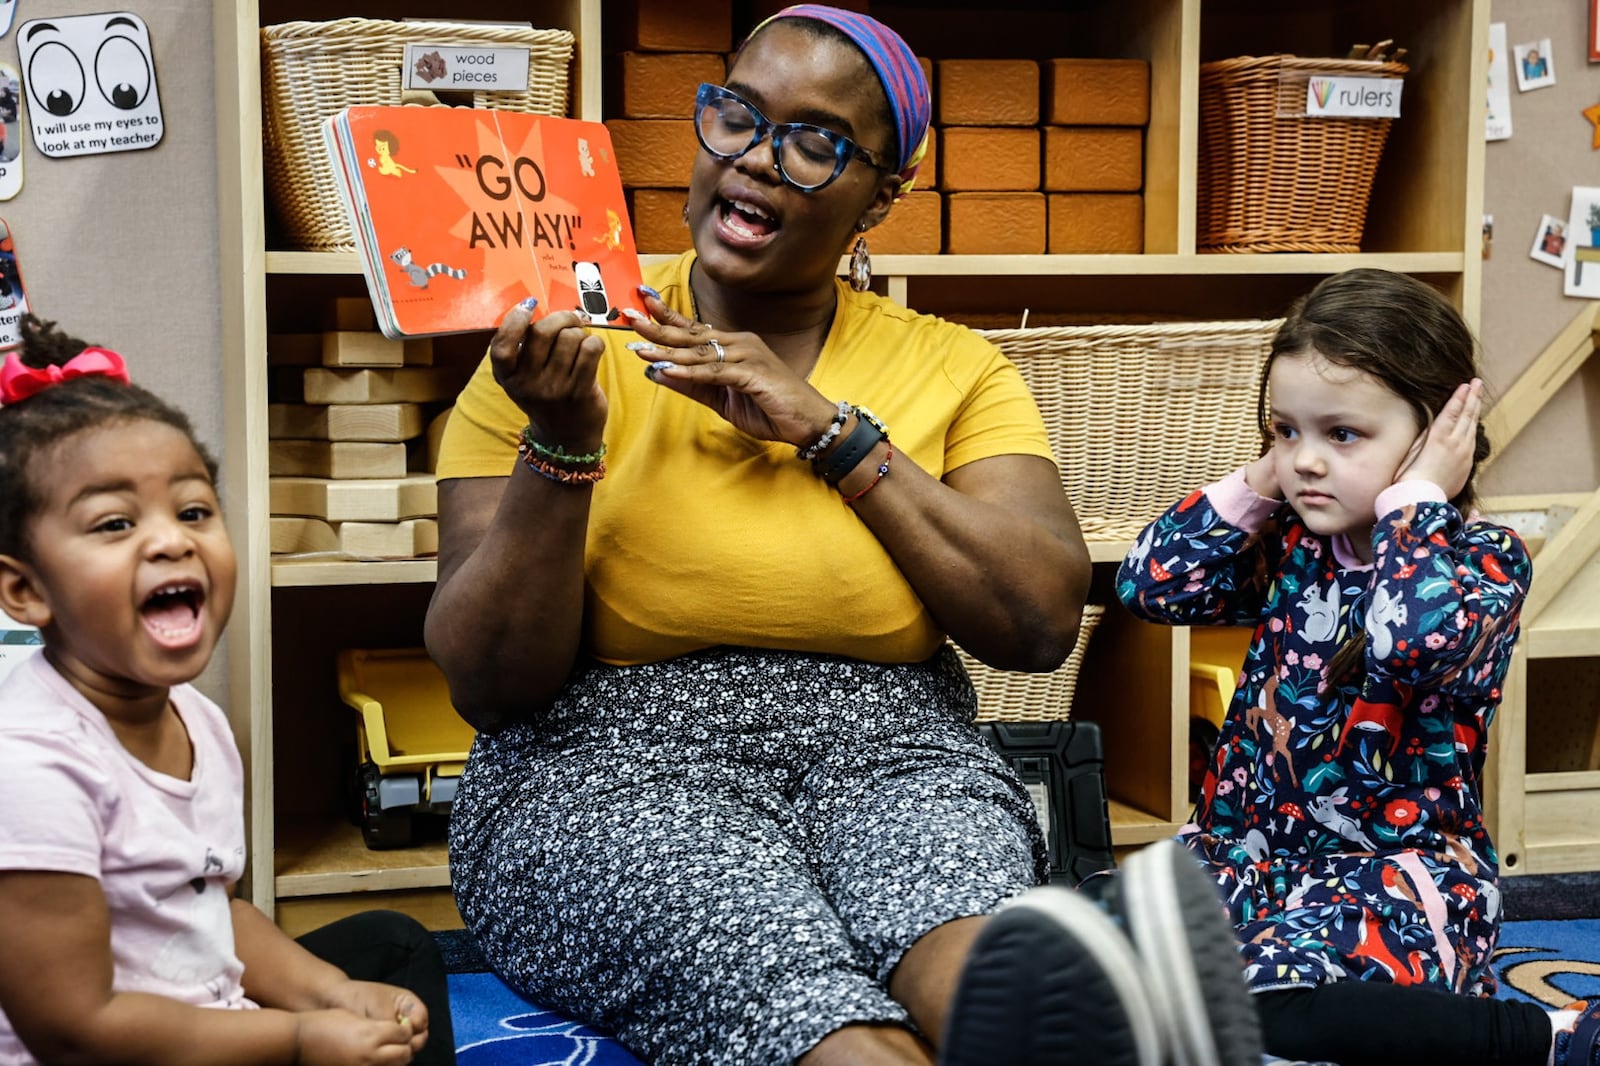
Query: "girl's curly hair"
0 314 218 560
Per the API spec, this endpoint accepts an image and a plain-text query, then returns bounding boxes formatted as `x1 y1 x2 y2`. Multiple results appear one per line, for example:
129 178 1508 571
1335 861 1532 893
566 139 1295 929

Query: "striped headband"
752 4 931 199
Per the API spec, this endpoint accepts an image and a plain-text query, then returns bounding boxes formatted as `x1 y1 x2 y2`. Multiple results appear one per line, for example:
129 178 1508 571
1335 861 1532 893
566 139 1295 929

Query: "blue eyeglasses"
693 82 889 193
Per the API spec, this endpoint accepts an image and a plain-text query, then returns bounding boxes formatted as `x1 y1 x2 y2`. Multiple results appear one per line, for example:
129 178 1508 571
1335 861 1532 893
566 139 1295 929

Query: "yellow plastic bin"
337 648 476 849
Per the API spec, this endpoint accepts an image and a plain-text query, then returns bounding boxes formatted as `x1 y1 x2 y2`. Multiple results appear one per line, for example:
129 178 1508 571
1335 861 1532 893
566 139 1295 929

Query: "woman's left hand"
1397 378 1482 497
623 293 839 447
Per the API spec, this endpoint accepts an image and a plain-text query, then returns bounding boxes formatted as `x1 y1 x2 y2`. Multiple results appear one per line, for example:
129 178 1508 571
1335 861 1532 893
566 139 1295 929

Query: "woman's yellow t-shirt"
437 252 1055 666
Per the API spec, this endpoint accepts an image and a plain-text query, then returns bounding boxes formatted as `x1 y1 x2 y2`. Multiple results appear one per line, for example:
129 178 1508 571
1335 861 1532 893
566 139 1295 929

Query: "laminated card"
326 106 647 338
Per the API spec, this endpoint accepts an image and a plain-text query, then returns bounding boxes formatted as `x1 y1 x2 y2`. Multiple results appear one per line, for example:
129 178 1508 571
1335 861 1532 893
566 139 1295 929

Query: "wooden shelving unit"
214 0 1492 925
1475 306 1600 875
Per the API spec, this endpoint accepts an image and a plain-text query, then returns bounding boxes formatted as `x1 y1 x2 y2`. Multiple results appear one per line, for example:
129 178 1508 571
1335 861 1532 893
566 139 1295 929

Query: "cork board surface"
1481 0 1600 496
0 1 225 696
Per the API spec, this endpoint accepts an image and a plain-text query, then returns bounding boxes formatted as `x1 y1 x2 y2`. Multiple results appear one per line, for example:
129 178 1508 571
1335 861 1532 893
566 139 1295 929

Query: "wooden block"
620 0 731 53
269 403 425 442
607 120 699 188
945 193 1047 255
302 368 456 405
871 191 941 255
267 333 323 366
340 519 439 560
326 297 379 332
321 332 434 368
937 59 1040 126
939 128 1040 192
1047 193 1144 254
1044 59 1150 127
629 188 692 254
271 474 438 523
268 440 409 480
271 516 338 554
616 52 726 119
1043 128 1143 192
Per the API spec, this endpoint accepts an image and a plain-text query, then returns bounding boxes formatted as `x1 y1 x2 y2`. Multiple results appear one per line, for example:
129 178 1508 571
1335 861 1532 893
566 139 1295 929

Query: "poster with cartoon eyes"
18 11 164 158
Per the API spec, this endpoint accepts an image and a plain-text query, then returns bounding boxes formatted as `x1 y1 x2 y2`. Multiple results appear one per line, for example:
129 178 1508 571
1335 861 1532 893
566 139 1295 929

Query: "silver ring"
708 338 726 363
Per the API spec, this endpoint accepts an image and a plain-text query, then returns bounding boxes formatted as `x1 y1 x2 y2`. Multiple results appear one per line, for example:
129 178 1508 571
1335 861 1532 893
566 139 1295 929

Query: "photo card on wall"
1564 186 1600 299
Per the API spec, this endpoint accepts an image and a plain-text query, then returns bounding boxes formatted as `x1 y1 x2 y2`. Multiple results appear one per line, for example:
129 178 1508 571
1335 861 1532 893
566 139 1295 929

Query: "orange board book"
324 106 647 339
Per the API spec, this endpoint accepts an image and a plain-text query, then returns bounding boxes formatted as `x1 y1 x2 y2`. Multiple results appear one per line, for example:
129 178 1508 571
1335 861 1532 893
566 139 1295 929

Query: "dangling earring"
848 231 871 292
681 201 690 226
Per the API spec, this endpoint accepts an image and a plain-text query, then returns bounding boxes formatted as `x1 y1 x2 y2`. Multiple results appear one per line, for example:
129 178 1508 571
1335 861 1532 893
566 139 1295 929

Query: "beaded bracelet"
841 443 893 505
517 439 606 485
520 425 607 466
797 400 851 460
814 405 889 485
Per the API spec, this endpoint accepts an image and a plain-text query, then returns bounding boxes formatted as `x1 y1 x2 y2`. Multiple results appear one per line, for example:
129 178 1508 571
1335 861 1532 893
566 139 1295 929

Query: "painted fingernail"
626 340 656 353
517 296 539 312
637 284 662 300
645 360 674 381
620 307 648 323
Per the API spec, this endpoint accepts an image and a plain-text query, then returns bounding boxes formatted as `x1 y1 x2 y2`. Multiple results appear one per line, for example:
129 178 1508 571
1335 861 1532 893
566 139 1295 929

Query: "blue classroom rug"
439 888 1600 1063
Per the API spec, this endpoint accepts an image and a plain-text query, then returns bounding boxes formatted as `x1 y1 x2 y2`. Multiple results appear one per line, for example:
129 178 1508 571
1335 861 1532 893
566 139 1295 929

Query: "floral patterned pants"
448 646 1047 1065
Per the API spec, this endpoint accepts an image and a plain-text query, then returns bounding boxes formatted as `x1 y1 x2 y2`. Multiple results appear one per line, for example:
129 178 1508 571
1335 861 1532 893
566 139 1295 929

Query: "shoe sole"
942 887 1163 1066
1121 838 1263 1066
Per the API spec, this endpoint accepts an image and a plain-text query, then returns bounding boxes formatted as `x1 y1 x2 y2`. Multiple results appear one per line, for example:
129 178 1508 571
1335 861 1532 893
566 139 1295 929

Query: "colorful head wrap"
751 4 931 199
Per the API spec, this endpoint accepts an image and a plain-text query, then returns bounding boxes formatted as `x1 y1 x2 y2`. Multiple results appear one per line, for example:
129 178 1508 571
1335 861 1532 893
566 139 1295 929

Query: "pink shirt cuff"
1204 466 1282 531
1375 479 1448 517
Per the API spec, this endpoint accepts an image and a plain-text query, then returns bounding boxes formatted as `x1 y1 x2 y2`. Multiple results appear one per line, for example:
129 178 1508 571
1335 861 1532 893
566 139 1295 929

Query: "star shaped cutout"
1586 101 1600 150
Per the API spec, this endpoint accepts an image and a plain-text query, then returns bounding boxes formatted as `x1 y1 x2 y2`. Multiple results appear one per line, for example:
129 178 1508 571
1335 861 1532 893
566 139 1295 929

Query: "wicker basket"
1198 55 1408 253
979 319 1282 542
261 18 575 251
958 605 1105 723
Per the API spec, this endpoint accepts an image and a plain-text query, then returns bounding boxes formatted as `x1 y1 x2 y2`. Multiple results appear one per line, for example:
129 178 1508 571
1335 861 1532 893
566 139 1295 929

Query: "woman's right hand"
488 301 609 447
293 1008 416 1065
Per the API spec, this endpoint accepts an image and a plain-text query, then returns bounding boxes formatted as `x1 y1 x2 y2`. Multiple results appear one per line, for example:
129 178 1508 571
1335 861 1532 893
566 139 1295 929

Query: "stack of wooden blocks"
267 298 451 560
938 58 1148 255
604 0 1149 260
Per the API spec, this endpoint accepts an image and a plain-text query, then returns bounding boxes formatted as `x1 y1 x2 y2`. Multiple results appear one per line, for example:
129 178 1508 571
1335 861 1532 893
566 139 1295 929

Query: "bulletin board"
1481 0 1600 497
0 0 227 695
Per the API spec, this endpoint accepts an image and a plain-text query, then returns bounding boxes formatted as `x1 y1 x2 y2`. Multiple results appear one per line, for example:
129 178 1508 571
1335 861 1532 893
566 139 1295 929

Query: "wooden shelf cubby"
214 0 1492 925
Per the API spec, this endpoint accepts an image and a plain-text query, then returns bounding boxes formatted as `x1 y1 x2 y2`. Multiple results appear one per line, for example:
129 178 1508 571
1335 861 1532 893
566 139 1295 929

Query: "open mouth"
140 581 206 648
718 193 778 241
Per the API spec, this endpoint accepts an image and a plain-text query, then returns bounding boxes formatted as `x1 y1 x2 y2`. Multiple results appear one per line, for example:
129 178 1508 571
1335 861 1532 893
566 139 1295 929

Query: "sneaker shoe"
1553 999 1600 1065
942 885 1165 1066
1093 838 1264 1066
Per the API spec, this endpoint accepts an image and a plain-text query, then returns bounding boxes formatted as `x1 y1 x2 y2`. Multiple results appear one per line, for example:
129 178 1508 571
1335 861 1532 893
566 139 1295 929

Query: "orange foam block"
937 59 1040 126
607 120 699 189
946 193 1046 255
615 52 727 119
1044 59 1151 127
630 188 692 254
1047 194 1143 254
870 191 941 255
939 127 1040 192
1043 128 1143 192
620 0 732 53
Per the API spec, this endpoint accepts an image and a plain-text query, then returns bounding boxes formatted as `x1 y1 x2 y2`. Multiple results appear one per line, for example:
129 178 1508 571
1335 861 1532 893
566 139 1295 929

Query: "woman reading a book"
427 6 1098 1063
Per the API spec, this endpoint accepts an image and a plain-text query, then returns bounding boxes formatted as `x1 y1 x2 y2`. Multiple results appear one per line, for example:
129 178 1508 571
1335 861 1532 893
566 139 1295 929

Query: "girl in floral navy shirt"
1120 270 1598 1065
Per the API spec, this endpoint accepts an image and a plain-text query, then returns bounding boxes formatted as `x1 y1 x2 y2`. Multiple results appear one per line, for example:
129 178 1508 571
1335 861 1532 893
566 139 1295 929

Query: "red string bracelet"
841 444 892 505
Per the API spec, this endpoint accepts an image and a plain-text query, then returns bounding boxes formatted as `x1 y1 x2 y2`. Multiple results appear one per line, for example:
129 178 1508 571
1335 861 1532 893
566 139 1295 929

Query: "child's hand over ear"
1397 379 1482 498
1245 449 1282 500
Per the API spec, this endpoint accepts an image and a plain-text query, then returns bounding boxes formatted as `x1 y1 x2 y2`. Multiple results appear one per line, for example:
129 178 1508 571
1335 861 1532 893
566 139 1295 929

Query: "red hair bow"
0 347 130 405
